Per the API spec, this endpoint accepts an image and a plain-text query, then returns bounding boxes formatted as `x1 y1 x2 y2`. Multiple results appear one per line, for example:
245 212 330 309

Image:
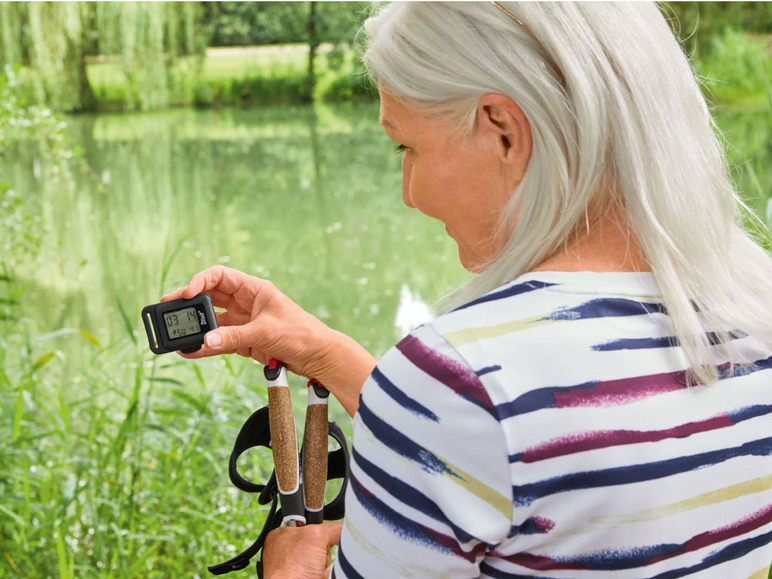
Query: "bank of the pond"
83 33 772 112
86 44 374 111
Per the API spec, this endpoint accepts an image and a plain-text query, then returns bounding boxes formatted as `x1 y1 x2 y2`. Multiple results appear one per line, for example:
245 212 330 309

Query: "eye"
393 143 408 154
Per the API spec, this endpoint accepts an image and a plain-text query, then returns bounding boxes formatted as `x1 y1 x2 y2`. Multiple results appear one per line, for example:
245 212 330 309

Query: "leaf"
34 329 78 343
126 541 162 576
145 376 184 386
0 367 10 388
12 389 23 441
32 351 57 371
0 504 25 526
79 330 102 349
192 364 205 389
176 506 229 528
115 297 137 346
57 389 70 435
159 236 188 295
9 282 29 301
169 388 207 414
55 521 69 579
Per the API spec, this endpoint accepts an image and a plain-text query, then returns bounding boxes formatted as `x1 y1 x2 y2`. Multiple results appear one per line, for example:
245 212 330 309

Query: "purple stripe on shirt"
553 371 686 408
497 372 686 419
496 504 772 571
514 405 771 463
499 355 772 419
396 334 496 418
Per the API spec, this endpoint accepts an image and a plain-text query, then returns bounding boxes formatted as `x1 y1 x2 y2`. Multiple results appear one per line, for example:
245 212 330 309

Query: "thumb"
204 326 243 351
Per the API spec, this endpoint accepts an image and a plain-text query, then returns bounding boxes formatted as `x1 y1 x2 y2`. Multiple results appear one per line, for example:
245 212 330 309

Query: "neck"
531 207 649 273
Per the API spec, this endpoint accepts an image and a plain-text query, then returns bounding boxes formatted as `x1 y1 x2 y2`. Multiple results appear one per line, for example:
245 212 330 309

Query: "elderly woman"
165 3 772 578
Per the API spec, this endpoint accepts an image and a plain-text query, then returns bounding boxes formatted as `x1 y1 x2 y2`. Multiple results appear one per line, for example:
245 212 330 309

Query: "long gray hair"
363 2 772 385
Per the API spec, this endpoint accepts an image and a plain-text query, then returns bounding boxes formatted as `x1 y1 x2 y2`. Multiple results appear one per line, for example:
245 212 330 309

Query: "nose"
401 155 414 208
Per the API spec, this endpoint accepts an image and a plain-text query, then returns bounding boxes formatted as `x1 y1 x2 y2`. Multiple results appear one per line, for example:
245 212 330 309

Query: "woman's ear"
476 93 532 178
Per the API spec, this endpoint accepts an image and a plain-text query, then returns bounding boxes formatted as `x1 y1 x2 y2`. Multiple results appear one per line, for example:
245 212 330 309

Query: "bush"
696 29 771 103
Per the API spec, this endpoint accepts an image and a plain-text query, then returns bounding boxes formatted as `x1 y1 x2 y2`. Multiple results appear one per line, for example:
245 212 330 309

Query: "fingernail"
206 332 222 347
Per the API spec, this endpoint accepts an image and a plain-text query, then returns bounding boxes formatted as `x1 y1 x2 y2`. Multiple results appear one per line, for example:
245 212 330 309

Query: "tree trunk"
305 1 318 103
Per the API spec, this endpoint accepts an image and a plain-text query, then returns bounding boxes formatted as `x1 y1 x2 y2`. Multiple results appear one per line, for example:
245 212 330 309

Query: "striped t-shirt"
334 271 772 578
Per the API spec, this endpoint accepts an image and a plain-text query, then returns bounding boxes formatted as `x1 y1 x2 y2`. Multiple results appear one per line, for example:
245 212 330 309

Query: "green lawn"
86 45 372 110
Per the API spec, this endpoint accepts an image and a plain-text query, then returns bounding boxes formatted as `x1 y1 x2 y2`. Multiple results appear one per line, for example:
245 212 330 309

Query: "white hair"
362 2 772 385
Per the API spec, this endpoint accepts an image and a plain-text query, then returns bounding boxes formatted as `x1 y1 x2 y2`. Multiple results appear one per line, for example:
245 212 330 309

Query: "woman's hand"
263 522 342 579
162 265 375 415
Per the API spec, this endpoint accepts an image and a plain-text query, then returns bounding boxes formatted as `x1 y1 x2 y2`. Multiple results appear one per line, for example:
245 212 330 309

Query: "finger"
202 325 247 353
321 521 343 547
161 287 186 302
215 308 251 328
177 343 238 359
175 328 262 361
161 266 223 302
181 271 208 299
207 289 240 310
183 265 254 300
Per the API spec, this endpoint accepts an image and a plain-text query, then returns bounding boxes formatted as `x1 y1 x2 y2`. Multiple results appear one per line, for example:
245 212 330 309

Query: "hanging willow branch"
0 2 204 112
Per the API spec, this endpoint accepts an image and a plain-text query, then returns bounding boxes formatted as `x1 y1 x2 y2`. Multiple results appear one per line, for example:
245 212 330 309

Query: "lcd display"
163 307 201 340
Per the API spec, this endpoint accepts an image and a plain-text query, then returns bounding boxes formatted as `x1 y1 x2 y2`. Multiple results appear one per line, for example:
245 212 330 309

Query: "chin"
458 249 488 274
457 240 501 273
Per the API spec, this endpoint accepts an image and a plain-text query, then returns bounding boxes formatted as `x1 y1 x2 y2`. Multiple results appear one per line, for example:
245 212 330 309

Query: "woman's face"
379 89 524 272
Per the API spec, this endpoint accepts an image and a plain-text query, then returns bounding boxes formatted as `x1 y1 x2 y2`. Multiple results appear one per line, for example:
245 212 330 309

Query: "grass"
0 262 286 577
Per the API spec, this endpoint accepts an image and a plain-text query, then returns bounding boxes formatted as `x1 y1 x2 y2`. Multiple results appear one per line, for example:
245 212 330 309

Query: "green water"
2 101 770 371
3 103 468 360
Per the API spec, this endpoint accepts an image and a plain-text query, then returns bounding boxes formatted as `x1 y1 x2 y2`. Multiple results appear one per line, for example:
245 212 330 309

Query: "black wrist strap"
207 406 350 576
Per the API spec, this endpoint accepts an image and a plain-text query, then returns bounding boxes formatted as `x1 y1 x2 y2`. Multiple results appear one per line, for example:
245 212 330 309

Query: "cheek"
401 155 415 208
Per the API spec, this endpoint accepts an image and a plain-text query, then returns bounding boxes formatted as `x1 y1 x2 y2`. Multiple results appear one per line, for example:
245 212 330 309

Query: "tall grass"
0 261 283 577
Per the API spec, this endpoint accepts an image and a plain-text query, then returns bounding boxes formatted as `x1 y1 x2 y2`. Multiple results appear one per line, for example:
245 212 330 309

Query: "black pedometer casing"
142 293 218 355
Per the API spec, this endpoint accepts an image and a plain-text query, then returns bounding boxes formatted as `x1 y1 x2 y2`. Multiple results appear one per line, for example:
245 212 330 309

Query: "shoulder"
349 309 516 559
433 270 664 356
364 321 497 426
433 270 664 340
425 271 677 408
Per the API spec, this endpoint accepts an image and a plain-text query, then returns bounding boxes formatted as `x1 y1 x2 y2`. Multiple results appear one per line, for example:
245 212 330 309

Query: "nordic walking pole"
302 379 329 524
264 359 305 527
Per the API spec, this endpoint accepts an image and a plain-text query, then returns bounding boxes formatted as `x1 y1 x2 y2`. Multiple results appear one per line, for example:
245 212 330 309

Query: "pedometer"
142 293 218 355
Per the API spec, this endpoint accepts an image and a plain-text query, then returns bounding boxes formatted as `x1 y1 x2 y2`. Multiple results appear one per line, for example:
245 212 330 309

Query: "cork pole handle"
302 382 329 524
265 360 305 527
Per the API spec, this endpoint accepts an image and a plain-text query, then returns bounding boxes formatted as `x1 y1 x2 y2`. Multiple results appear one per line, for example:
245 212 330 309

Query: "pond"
2 101 770 385
3 103 470 358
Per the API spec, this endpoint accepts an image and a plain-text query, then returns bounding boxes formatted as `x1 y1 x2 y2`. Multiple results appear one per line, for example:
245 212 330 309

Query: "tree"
0 2 205 112
664 2 772 57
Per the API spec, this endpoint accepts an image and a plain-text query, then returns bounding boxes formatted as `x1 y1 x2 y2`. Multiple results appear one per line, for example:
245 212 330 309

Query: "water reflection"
1 103 468 364
395 284 433 336
1 103 768 368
